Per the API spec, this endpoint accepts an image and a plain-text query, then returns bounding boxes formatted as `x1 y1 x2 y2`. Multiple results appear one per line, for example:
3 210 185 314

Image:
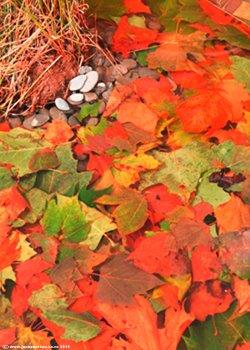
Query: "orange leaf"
0 186 28 228
159 306 194 350
191 245 222 282
112 16 158 57
118 101 158 133
147 32 205 71
176 88 231 133
0 232 20 271
214 195 250 233
44 120 73 145
190 281 234 321
97 295 162 350
233 276 250 316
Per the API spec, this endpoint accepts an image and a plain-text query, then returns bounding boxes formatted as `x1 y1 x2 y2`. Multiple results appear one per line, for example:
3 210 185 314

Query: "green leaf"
98 189 148 235
19 173 37 191
36 144 92 195
0 167 14 190
79 186 112 207
140 142 214 197
29 284 100 342
216 26 250 50
134 46 158 66
0 128 52 176
231 56 250 92
86 0 125 21
77 102 100 122
183 303 250 350
29 284 67 312
128 15 146 28
22 188 48 224
81 202 117 250
194 170 231 208
29 148 60 172
147 0 180 31
45 309 100 342
57 195 89 243
42 199 63 236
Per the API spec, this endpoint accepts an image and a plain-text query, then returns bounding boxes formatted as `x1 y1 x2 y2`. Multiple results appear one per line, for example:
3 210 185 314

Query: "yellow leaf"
112 167 139 187
18 233 36 261
165 274 192 300
117 153 160 170
0 266 16 289
17 324 51 346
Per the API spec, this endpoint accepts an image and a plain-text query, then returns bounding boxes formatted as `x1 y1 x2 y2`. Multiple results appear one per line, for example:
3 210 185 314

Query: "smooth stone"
102 89 112 102
95 82 106 95
86 117 99 127
84 92 98 103
69 74 87 91
49 107 67 121
31 112 50 127
9 117 22 128
68 115 80 127
55 97 70 111
80 71 99 93
23 116 35 130
78 65 92 75
121 58 137 70
67 93 84 105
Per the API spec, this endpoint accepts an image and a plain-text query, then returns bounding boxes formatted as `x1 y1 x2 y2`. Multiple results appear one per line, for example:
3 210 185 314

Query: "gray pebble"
69 75 87 91
102 89 112 102
80 71 99 93
55 97 70 111
78 65 92 75
23 116 35 130
84 92 98 103
121 59 137 70
23 112 49 129
67 93 84 105
68 115 80 127
95 82 106 95
49 107 67 121
9 117 22 128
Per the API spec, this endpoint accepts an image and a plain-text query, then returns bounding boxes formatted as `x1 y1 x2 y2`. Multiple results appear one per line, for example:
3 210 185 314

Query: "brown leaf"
96 254 162 305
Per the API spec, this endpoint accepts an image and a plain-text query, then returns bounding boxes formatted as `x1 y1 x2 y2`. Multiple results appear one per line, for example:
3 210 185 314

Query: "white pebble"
78 65 93 75
69 75 87 91
55 97 70 111
80 71 99 93
67 93 84 105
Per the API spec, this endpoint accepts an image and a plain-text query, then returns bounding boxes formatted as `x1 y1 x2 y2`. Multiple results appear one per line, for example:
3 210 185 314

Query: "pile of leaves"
0 0 91 116
0 0 250 348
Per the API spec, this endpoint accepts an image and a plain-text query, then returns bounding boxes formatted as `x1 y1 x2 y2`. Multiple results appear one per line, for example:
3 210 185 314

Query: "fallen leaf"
112 16 158 57
96 254 162 304
215 195 250 233
44 120 74 145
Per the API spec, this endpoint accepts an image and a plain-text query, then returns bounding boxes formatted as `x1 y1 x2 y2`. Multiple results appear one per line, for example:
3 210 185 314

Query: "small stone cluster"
8 54 160 130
